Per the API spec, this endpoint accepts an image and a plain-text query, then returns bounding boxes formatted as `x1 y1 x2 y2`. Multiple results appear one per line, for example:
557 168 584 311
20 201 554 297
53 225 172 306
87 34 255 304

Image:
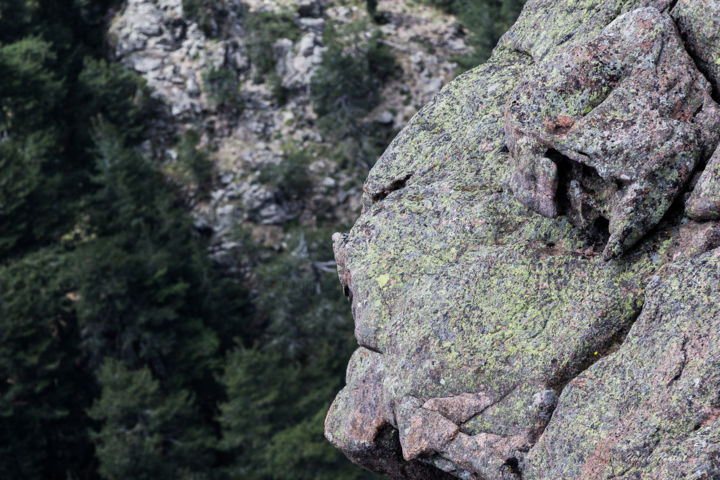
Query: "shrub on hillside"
182 0 239 38
418 0 527 69
246 9 301 81
202 65 243 110
311 25 397 120
177 129 213 194
310 22 398 170
258 149 314 201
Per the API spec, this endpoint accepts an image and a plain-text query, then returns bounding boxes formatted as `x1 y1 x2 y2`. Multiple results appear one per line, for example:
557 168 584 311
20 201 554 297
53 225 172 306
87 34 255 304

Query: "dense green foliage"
311 21 399 170
311 30 396 118
0 1 371 479
182 0 240 37
88 360 213 480
182 0 217 35
176 129 215 194
258 149 313 201
246 9 301 81
203 66 244 110
0 249 95 479
220 229 368 480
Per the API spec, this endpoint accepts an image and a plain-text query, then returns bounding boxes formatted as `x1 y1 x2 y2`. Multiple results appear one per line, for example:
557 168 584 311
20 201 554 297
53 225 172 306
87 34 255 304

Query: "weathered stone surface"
673 220 720 261
325 350 458 479
506 7 720 260
397 397 460 461
672 0 720 99
326 0 720 478
423 393 494 425
688 146 720 220
500 0 675 61
325 348 390 462
525 249 720 478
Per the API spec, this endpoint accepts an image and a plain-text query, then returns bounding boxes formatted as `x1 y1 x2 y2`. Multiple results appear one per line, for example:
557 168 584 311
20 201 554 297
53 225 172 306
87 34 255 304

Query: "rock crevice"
505 7 720 260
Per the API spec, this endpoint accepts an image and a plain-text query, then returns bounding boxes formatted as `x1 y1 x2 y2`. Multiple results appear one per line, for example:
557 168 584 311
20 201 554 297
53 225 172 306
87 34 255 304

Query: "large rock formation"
325 0 720 478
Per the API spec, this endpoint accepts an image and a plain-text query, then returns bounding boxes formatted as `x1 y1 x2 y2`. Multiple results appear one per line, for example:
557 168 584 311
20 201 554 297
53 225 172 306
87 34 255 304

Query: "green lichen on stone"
687 147 720 220
326 0 720 478
525 250 720 478
672 0 720 98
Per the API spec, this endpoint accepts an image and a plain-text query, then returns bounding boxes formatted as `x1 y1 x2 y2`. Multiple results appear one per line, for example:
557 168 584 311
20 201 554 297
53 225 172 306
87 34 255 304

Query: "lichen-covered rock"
672 0 720 99
326 0 720 478
687 146 720 220
325 349 458 479
524 249 720 479
505 7 720 260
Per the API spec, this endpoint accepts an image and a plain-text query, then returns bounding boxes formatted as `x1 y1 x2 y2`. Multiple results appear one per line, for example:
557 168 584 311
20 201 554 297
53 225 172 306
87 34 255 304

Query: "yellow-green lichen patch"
525 252 720 478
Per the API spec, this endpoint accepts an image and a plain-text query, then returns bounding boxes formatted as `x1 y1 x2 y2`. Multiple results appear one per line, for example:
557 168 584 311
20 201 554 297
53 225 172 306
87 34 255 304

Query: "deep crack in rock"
671 0 720 103
371 174 412 203
506 7 720 260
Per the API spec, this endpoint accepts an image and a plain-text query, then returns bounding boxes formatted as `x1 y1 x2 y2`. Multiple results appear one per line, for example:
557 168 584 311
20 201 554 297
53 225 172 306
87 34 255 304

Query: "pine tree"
0 2 246 478
77 123 251 479
0 37 66 257
0 249 95 479
88 360 213 480
218 229 379 480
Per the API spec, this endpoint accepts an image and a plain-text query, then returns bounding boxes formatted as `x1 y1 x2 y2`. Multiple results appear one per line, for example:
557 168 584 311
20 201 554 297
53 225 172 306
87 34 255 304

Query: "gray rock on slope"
672 0 720 99
109 0 246 119
109 0 468 268
325 0 720 478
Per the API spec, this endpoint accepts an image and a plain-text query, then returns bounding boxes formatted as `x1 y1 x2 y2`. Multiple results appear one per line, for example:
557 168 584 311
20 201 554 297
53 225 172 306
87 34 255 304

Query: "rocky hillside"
109 0 467 266
325 0 720 478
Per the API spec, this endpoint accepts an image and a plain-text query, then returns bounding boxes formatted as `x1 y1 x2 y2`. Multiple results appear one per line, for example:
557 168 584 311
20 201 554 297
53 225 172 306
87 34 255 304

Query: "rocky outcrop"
506 7 719 260
110 0 247 119
672 0 720 100
325 0 720 478
688 147 720 220
525 251 720 478
109 0 467 265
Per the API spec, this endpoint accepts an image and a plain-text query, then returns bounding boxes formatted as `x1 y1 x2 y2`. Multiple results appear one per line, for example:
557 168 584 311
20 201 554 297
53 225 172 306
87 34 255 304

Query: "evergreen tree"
218 229 379 480
74 123 222 382
75 123 250 477
0 249 95 480
0 37 66 256
219 345 374 480
0 3 246 477
88 360 213 480
310 22 398 169
176 129 214 194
